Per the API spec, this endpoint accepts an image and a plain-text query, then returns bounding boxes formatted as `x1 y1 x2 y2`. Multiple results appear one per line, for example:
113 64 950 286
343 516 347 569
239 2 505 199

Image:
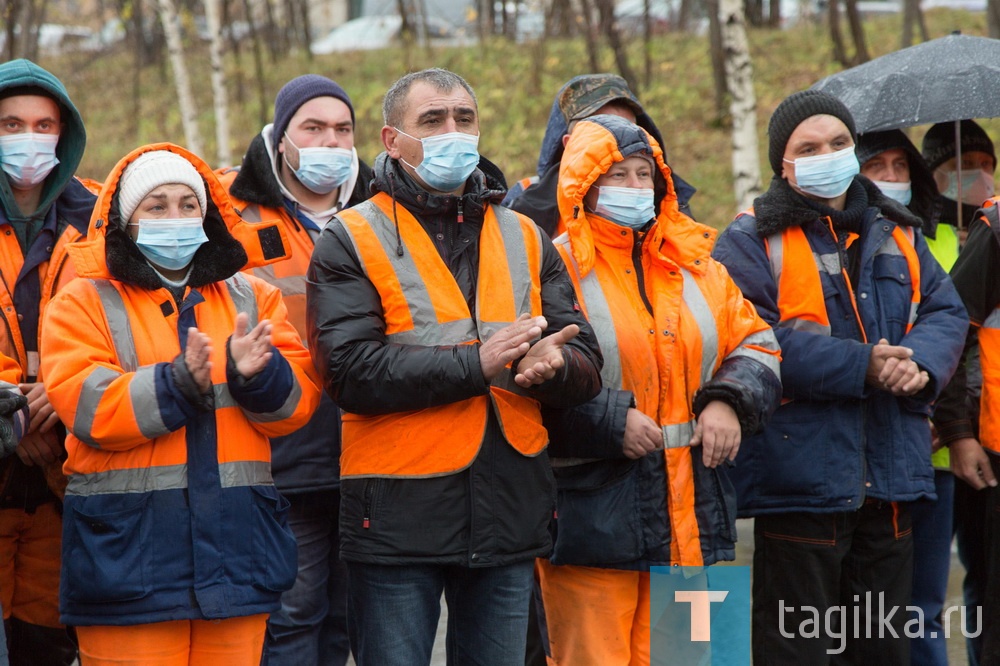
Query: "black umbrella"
812 34 1000 133
813 33 1000 228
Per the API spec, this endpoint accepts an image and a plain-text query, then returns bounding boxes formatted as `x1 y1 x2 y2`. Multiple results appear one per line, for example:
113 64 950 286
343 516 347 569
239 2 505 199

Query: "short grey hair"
382 68 478 129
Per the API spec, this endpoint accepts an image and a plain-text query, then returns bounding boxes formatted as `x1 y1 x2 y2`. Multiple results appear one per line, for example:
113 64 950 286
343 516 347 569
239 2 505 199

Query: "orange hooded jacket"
549 116 781 567
39 143 320 626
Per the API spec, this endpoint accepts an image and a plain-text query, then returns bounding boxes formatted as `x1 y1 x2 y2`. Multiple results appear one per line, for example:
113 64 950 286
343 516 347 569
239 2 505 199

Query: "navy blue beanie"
272 75 355 140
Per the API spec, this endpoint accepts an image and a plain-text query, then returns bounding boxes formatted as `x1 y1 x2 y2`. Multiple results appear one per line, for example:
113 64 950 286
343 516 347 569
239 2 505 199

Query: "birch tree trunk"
720 0 762 211
204 0 231 166
156 0 203 156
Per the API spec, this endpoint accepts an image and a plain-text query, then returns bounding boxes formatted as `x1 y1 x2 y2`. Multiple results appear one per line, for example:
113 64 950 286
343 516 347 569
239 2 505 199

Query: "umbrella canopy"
812 34 1000 133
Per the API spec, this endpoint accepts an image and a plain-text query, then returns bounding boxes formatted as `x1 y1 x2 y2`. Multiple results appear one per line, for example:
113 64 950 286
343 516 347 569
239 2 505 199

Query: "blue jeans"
261 491 349 666
346 560 534 666
909 470 954 666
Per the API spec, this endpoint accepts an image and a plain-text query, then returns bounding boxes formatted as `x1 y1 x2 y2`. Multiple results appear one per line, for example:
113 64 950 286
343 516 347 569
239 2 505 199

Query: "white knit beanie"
117 150 208 226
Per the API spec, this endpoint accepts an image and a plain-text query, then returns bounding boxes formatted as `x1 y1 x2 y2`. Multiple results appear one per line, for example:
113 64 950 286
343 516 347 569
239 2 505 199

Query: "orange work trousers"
536 559 651 666
0 502 63 627
76 614 268 666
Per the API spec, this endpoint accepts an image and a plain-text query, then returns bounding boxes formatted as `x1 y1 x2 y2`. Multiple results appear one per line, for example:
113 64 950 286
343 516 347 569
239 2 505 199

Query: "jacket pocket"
551 459 643 566
872 255 914 341
64 494 150 603
250 485 298 592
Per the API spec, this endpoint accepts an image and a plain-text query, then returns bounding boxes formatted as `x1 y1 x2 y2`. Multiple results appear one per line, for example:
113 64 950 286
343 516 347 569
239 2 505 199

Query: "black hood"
856 129 942 238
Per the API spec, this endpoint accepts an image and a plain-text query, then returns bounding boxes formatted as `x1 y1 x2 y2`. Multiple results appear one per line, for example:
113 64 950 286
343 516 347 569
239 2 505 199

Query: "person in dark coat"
217 74 374 666
502 73 696 237
712 90 967 665
306 68 603 666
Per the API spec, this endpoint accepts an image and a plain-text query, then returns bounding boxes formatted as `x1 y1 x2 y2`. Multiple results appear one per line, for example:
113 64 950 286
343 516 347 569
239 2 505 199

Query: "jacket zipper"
826 217 869 505
363 478 377 529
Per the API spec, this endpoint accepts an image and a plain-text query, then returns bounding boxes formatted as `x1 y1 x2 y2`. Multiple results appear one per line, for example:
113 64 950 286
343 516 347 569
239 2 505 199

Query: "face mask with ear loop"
395 129 480 192
0 133 59 188
784 146 860 199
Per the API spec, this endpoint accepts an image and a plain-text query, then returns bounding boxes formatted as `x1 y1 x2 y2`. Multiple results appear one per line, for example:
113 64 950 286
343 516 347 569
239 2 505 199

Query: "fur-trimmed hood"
752 174 924 239
68 143 290 290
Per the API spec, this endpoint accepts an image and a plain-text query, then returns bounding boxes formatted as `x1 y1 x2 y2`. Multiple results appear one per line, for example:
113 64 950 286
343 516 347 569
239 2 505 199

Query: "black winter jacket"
306 153 604 566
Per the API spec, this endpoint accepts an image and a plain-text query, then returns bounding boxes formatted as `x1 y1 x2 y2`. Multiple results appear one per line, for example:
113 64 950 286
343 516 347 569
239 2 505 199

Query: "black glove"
0 388 28 458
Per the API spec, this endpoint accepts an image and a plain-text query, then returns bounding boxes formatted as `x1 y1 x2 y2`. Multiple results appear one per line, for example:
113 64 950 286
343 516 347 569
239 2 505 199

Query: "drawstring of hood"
388 169 404 257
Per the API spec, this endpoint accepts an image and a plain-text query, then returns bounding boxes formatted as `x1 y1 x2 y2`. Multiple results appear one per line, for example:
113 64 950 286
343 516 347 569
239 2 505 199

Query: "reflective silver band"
243 377 303 423
727 330 782 377
65 460 273 497
225 273 258 329
90 279 138 373
680 268 720 384
251 265 306 298
554 236 623 389
73 366 120 448
777 318 832 335
663 419 696 449
130 365 170 440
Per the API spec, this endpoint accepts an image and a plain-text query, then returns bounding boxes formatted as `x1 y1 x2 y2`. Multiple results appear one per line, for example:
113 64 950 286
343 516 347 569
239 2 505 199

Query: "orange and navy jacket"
713 176 967 515
215 134 373 493
40 143 321 626
544 115 781 568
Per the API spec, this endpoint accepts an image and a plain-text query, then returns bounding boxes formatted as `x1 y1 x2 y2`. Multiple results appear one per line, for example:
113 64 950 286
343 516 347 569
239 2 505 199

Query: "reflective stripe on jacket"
545 116 781 568
41 143 321 626
335 192 547 478
712 179 967 514
764 220 921 338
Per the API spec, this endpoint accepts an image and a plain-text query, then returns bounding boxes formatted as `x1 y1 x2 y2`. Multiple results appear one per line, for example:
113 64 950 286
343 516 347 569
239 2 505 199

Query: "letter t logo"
674 590 729 641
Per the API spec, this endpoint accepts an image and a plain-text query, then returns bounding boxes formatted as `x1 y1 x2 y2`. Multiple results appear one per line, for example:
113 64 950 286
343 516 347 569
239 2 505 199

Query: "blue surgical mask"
873 180 912 206
943 169 995 207
284 133 353 194
0 133 59 188
593 186 656 230
130 218 209 271
785 146 860 199
396 129 480 192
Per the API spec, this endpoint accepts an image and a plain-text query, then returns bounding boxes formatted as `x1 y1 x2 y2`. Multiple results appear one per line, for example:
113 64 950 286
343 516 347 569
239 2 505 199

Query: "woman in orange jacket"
39 145 320 666
536 114 782 665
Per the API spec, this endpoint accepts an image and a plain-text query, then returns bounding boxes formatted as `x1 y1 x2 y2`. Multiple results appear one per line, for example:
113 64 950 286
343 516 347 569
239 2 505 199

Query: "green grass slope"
39 8 997 229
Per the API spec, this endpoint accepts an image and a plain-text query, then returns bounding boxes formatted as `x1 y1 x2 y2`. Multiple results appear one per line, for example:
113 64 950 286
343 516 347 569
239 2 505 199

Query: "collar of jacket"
370 151 507 223
228 133 285 209
753 174 924 238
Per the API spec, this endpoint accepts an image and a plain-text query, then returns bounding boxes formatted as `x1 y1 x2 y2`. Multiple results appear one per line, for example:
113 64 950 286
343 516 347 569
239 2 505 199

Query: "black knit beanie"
921 119 996 172
768 90 857 176
272 74 355 141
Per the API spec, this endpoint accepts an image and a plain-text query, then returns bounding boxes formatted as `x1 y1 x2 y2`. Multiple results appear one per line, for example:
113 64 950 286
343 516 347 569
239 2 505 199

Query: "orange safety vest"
973 199 1000 452
335 192 548 478
762 218 921 341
